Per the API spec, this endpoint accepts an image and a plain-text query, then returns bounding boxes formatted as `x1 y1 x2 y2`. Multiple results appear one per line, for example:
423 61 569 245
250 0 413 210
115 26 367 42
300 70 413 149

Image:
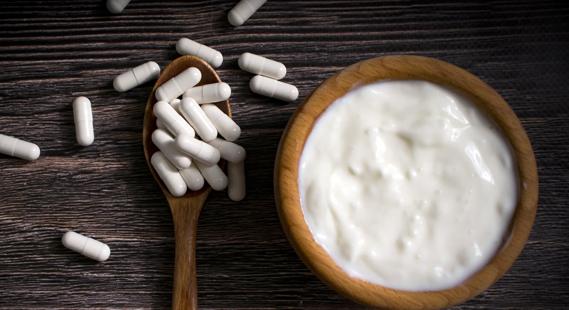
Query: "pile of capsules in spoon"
149 66 245 200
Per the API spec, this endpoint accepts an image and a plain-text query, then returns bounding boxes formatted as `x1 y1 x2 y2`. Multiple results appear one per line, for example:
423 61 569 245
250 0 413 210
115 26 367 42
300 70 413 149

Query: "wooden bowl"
274 55 538 309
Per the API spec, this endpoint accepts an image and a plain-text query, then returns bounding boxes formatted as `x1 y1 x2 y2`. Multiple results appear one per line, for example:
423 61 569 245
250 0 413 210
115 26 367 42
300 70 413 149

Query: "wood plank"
0 0 568 308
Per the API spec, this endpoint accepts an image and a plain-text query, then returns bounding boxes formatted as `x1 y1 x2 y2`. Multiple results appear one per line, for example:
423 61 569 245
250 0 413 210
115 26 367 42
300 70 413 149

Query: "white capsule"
73 96 94 146
151 152 187 197
156 118 165 129
113 61 160 92
176 38 223 68
195 161 228 191
152 129 192 169
62 231 111 262
106 0 131 14
201 104 241 141
228 0 267 27
180 98 217 142
180 164 205 191
176 135 220 167
155 67 201 102
153 101 195 137
238 53 286 80
156 118 174 137
208 138 246 163
156 117 173 136
228 161 246 201
250 75 299 102
183 82 231 104
0 134 40 161
170 98 181 112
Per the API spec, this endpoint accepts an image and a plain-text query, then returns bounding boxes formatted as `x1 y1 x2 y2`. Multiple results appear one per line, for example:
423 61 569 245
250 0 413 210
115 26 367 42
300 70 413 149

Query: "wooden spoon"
142 56 231 310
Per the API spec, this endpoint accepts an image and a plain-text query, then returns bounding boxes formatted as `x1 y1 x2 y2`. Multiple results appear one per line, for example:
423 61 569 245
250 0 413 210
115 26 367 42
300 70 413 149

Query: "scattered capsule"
180 98 217 142
201 104 241 141
228 0 267 27
180 164 205 191
0 134 40 161
152 129 192 169
62 231 110 262
176 135 220 167
151 152 187 197
176 38 223 68
208 138 246 163
155 67 201 102
73 96 94 146
195 161 228 191
228 161 246 201
250 75 299 102
113 61 160 92
183 82 231 104
238 53 286 80
107 0 131 14
153 101 195 137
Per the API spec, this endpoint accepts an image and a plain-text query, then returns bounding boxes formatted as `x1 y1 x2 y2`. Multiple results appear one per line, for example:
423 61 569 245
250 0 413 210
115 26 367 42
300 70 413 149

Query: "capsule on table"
183 82 231 104
107 0 131 14
228 0 267 27
208 138 246 163
153 101 195 137
250 75 299 102
0 134 40 161
180 164 205 191
73 96 94 146
201 104 241 141
113 61 160 92
176 38 223 68
180 98 217 142
176 135 220 167
155 67 201 102
62 231 111 262
228 161 246 201
238 52 286 80
152 129 192 169
195 161 228 191
151 152 187 197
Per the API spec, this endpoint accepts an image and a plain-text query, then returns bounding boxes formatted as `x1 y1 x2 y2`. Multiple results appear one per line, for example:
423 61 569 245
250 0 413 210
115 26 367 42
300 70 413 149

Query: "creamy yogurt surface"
298 80 518 291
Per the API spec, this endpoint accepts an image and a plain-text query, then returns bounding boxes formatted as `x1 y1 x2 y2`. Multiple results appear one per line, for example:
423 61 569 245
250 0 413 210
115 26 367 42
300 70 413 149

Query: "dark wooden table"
1 1 568 309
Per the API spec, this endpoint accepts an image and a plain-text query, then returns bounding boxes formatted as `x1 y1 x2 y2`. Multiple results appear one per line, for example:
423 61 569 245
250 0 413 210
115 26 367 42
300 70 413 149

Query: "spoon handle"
170 197 206 310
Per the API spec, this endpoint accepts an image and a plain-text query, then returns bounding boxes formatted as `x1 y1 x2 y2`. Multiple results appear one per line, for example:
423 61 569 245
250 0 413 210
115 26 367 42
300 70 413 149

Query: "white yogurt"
299 80 518 291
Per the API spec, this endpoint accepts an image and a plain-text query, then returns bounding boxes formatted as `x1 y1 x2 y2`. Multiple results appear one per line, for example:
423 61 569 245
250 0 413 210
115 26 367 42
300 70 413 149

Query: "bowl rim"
274 55 538 309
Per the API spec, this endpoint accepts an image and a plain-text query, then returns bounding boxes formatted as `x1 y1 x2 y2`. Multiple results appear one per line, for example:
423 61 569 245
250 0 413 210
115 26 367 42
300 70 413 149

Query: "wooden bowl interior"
274 55 538 309
143 55 231 199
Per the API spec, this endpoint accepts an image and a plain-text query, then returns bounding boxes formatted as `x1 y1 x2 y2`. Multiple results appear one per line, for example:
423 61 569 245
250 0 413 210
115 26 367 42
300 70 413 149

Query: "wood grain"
275 55 538 309
0 0 568 309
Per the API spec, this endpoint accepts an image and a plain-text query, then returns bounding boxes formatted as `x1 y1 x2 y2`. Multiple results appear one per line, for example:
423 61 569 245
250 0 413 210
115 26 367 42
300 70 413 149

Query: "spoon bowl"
143 55 230 309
